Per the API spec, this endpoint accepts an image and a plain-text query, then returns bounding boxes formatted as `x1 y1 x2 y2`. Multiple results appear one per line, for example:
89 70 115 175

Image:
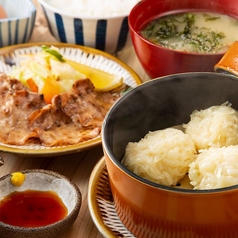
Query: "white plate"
0 42 142 156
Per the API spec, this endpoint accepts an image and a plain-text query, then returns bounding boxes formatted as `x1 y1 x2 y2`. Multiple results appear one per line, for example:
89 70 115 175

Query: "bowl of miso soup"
128 0 238 78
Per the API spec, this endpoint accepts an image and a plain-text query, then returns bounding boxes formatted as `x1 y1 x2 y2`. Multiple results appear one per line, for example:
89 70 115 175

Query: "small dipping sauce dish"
0 169 81 238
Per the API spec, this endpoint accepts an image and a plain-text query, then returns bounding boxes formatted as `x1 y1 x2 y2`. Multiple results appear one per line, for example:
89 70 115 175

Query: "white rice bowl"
122 128 196 186
189 145 238 190
46 0 140 17
183 103 238 151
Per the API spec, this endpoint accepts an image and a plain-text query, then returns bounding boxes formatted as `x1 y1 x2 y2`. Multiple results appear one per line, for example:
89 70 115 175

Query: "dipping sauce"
141 12 238 53
0 190 68 227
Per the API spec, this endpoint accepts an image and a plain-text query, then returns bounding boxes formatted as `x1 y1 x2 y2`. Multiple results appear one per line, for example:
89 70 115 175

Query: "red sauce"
0 189 68 227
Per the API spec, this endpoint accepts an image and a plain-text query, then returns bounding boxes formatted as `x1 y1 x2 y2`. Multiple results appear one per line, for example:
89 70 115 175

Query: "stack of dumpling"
123 102 238 190
184 102 238 190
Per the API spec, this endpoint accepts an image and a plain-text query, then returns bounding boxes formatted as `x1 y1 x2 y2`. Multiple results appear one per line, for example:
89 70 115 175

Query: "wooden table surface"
0 1 149 238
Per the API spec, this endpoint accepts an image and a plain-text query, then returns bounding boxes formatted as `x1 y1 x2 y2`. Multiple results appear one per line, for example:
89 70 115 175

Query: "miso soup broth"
141 12 238 54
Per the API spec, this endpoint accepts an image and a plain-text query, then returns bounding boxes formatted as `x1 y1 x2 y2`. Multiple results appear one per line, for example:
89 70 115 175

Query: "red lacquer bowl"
128 0 238 78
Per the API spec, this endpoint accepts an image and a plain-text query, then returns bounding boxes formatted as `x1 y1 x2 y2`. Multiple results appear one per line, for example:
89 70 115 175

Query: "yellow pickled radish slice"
65 59 124 92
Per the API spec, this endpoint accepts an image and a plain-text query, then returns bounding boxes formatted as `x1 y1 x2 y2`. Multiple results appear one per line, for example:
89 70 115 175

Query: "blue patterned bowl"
0 0 36 47
37 0 137 54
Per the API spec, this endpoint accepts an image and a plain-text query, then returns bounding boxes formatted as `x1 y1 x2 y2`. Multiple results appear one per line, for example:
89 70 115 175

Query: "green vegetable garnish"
203 13 220 22
121 86 132 96
41 45 65 62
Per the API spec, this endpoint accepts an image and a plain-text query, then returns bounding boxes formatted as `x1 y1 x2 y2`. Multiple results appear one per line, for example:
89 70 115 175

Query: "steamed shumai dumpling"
183 102 238 151
189 145 238 190
122 128 197 186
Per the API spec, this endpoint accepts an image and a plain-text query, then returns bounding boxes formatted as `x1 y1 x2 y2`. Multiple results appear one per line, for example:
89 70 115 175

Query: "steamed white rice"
122 128 197 186
183 102 238 151
189 146 238 190
47 0 140 17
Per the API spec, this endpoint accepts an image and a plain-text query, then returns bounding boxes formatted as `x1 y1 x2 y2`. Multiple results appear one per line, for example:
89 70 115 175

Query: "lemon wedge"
11 172 25 187
65 59 124 92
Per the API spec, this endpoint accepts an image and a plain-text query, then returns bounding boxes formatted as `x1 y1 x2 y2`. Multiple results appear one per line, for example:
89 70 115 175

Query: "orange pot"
102 72 238 238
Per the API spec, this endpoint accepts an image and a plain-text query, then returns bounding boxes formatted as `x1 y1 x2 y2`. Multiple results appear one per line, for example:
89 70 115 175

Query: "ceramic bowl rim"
102 72 238 195
0 169 82 231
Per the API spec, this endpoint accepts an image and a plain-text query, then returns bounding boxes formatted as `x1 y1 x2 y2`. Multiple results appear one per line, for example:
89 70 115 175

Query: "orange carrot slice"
27 79 38 92
41 78 61 104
